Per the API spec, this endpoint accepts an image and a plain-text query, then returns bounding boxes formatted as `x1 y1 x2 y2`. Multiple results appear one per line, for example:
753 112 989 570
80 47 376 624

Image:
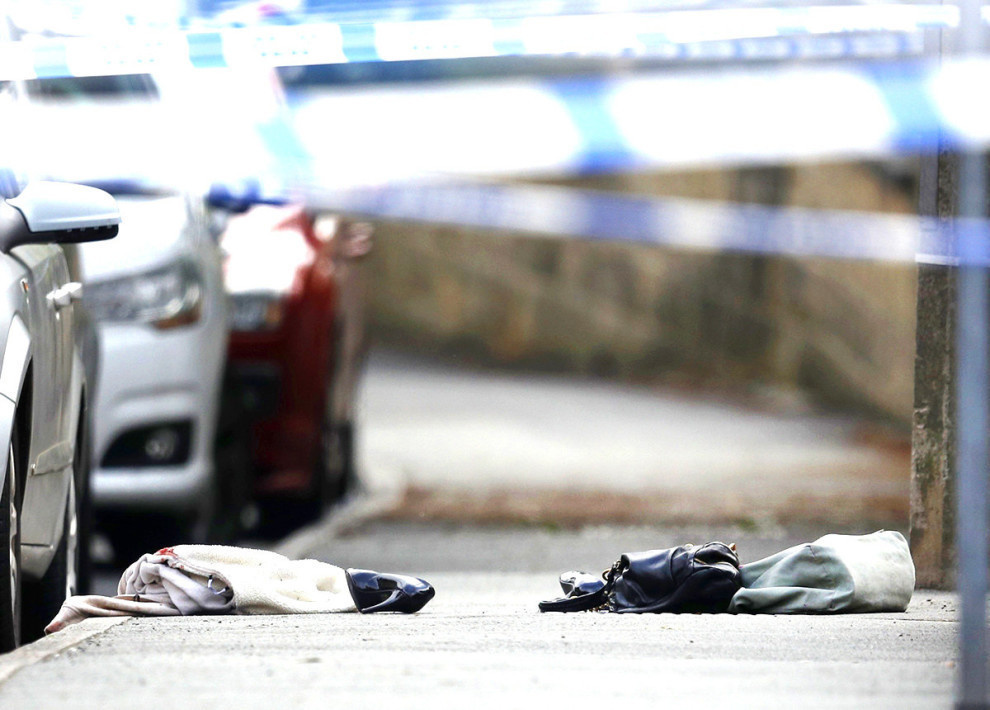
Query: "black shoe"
539 570 608 613
558 570 606 597
345 568 436 613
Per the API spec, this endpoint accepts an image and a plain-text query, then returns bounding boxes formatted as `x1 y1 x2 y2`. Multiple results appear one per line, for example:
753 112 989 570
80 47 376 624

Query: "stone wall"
362 161 919 425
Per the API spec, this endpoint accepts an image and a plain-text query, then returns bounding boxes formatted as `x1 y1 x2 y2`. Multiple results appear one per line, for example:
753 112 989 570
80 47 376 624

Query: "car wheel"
319 418 354 504
21 471 78 643
0 439 21 651
208 384 254 543
204 462 249 544
100 510 178 566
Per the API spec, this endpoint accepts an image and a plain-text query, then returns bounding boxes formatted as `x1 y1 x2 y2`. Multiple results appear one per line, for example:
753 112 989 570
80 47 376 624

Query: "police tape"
5 56 990 185
0 3 972 81
4 53 990 267
302 179 988 267
284 57 990 181
6 98 987 268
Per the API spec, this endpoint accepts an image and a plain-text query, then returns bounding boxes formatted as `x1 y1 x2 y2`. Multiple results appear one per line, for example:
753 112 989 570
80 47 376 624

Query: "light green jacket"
728 530 915 614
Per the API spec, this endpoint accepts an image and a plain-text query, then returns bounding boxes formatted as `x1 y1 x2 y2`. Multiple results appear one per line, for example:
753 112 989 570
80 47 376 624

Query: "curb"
0 617 131 687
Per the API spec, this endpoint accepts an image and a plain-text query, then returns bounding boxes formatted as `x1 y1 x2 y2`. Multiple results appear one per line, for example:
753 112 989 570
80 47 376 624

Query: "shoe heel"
360 589 406 613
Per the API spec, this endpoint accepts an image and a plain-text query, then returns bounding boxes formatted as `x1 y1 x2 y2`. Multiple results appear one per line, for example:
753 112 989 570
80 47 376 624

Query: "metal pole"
956 0 989 706
957 219 989 710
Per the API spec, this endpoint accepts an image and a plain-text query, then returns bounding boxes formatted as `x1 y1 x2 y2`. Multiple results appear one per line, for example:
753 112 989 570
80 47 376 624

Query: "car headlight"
228 291 285 332
84 260 204 329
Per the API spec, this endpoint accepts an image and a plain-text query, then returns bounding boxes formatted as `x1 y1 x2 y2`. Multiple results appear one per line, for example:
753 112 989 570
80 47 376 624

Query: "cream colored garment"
46 545 357 634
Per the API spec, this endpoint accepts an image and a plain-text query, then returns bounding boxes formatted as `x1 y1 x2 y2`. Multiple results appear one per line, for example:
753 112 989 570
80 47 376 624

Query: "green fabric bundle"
729 530 915 614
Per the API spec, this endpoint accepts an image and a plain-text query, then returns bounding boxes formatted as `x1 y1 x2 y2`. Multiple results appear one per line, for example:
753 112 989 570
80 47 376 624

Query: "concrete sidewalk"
0 586 958 710
0 353 936 708
356 350 910 526
0 521 958 710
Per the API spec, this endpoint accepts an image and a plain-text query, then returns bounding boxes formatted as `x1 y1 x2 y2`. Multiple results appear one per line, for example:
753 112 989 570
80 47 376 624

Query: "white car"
76 189 228 558
0 181 120 651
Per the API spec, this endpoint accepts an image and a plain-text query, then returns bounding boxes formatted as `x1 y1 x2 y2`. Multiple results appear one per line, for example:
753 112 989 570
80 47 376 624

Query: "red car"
217 205 371 526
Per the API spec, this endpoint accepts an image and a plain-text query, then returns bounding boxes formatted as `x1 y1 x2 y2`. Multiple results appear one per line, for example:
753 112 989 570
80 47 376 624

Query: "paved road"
0 522 956 710
356 350 909 526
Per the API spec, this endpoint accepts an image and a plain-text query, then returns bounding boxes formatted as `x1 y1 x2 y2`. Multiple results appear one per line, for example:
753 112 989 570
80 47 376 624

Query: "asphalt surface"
356 350 910 526
358 352 903 494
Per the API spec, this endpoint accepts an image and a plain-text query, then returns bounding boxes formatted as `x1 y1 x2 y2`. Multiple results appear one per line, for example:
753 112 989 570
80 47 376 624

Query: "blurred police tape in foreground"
286 57 990 183
6 57 990 187
3 56 990 266
303 179 987 267
0 3 975 80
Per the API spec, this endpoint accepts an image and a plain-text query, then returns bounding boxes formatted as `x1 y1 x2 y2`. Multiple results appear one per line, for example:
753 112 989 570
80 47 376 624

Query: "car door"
14 242 74 549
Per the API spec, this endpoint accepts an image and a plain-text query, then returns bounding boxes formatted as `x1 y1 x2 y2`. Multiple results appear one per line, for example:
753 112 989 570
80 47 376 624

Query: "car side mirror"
0 181 120 254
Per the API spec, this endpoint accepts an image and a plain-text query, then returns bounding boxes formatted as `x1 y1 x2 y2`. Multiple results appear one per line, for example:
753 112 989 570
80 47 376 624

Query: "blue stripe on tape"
491 19 527 56
32 43 71 80
581 193 665 244
0 5 957 82
865 61 947 151
553 79 639 175
340 23 380 62
302 181 990 266
187 32 227 68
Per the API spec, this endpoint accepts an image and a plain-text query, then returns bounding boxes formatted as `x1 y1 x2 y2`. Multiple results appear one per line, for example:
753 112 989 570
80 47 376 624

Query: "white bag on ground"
728 530 915 614
46 545 357 634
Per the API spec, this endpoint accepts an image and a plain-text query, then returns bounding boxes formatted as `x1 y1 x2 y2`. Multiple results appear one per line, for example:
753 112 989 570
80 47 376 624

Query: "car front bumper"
90 316 226 515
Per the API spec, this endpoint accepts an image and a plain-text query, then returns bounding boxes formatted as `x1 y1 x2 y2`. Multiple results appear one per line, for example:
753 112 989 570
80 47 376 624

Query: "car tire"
100 509 180 566
208 385 254 543
319 420 354 504
75 424 93 596
0 437 21 652
205 459 250 544
258 327 357 535
274 376 353 531
21 470 78 643
313 409 348 516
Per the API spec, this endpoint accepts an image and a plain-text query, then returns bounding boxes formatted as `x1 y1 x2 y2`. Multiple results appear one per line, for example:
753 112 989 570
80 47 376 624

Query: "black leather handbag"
539 542 742 614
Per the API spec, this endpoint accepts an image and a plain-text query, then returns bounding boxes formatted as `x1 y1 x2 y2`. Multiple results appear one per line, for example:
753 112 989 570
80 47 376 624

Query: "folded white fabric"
728 530 915 614
46 545 357 634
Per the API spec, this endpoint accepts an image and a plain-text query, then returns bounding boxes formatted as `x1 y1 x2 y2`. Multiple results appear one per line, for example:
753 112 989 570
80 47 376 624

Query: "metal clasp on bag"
584 559 627 613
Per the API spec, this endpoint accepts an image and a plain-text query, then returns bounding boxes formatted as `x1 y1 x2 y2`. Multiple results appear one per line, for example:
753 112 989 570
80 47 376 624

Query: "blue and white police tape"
303 179 989 267
6 57 990 187
6 57 990 192
0 3 971 81
285 57 990 178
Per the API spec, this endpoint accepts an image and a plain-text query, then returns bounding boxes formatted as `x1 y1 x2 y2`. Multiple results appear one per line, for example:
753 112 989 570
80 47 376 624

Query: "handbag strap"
538 559 625 613
538 584 608 612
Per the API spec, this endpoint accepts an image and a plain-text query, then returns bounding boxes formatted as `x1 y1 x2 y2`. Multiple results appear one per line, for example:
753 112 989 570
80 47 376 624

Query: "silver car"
78 189 228 558
0 182 120 651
